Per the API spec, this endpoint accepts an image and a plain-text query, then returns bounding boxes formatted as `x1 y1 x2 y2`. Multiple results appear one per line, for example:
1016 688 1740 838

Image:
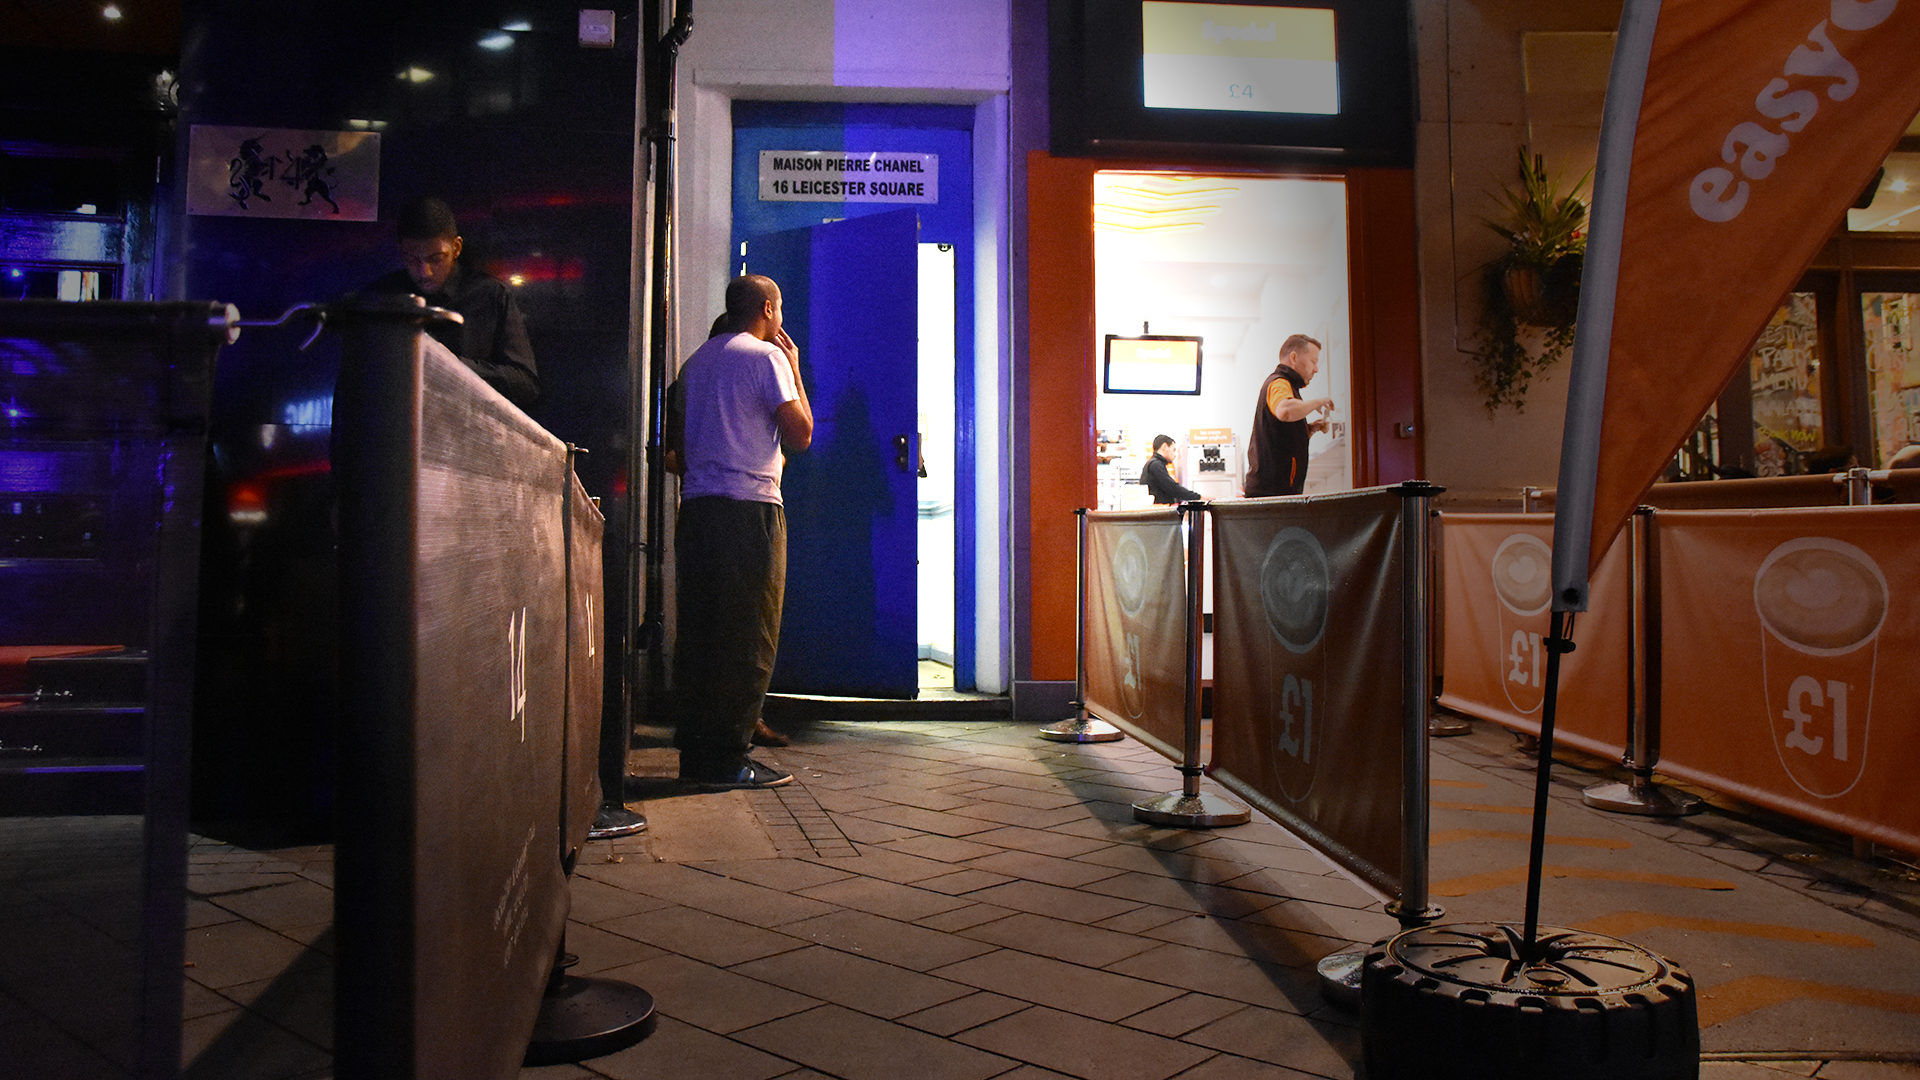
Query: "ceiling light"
502 19 533 31
479 32 515 51
102 4 122 20
397 66 436 83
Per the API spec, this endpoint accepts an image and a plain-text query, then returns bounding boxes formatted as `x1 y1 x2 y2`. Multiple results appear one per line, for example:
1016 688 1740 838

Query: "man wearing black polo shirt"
365 196 541 410
1243 333 1334 497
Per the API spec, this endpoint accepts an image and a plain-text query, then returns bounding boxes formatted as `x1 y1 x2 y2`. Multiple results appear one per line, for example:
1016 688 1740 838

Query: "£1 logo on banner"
1259 527 1328 802
1491 533 1553 715
1112 531 1150 720
1753 537 1888 798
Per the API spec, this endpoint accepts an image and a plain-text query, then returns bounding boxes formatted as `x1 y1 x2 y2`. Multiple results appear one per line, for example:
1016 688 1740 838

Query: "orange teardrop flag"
1552 0 1920 610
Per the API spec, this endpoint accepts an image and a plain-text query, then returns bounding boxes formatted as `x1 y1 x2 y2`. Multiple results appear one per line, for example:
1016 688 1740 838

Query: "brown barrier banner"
1435 514 1633 761
1656 505 1920 853
1209 491 1404 897
1083 509 1188 762
564 468 606 859
335 313 571 1080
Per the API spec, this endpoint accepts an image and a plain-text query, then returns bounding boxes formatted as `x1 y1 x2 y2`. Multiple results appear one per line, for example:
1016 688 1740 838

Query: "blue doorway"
731 103 977 694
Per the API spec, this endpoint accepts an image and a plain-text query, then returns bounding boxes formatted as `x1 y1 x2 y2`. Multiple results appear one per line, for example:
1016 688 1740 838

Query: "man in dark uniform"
1243 333 1335 497
1140 434 1203 504
365 196 541 410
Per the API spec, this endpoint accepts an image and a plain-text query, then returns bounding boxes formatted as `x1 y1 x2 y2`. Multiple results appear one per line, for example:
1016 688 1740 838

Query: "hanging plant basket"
1500 252 1582 329
1469 149 1590 412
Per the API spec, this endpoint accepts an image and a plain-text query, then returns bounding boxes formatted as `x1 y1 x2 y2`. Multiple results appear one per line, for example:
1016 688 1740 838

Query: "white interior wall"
671 0 1014 691
1093 175 1352 506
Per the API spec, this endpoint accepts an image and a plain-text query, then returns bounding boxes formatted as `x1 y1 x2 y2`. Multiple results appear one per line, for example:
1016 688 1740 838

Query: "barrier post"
1582 506 1700 816
1040 508 1124 742
1840 465 1872 507
1319 483 1445 1008
1389 481 1445 926
1841 466 1878 861
1134 504 1250 827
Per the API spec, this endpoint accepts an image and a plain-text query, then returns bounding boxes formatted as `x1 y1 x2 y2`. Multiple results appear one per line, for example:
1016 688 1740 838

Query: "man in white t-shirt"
667 274 813 788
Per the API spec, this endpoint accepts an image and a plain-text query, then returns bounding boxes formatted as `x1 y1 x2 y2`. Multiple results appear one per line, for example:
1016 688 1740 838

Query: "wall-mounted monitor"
1104 334 1203 395
1051 0 1413 165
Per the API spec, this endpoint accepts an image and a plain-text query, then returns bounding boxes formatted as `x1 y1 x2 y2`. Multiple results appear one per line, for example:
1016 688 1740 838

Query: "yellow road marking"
1578 910 1875 949
1431 828 1629 849
1698 975 1920 1028
1434 800 1536 815
1432 864 1737 897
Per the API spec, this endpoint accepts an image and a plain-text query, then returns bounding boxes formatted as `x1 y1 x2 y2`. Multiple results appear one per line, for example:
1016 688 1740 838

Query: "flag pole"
1522 0 1664 958
1550 0 1663 613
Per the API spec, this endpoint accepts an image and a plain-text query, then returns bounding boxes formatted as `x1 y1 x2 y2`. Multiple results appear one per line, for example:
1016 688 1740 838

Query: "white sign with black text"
758 150 939 204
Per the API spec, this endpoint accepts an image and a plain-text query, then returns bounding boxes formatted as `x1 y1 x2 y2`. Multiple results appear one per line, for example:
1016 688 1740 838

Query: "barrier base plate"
1582 779 1702 817
1133 791 1250 828
1038 716 1123 743
524 974 658 1066
1427 715 1472 738
587 804 649 840
1317 948 1365 1011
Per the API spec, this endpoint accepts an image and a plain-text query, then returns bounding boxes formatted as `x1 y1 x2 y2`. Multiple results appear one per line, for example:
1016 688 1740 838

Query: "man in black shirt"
1244 334 1334 497
1140 434 1202 504
365 196 541 409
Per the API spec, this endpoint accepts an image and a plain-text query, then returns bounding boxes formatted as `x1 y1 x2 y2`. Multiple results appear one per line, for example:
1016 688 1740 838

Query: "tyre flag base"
1360 923 1698 1080
1359 608 1699 1077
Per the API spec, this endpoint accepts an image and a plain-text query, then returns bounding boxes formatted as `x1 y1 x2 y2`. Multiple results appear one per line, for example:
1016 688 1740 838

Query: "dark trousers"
672 496 786 774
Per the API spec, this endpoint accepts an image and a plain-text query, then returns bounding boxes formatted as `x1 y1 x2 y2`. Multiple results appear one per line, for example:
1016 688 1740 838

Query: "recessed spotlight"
502 19 533 31
102 4 123 20
479 32 514 51
396 66 436 83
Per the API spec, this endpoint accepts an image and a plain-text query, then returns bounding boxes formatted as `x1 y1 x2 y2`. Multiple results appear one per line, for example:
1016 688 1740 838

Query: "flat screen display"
1048 0 1412 166
1142 3 1337 115
1105 335 1203 395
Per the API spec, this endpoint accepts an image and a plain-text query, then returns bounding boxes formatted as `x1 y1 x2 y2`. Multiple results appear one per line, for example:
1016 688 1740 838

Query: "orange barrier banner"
1436 514 1634 762
1208 491 1406 896
1656 505 1920 853
1083 509 1188 761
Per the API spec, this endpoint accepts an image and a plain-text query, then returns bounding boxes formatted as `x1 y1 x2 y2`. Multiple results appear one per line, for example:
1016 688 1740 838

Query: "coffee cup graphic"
1112 531 1150 719
1490 533 1553 715
1753 536 1888 798
1260 526 1329 802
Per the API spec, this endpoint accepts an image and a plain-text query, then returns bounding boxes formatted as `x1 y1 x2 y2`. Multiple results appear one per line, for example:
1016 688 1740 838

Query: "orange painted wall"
1024 152 1423 682
1025 152 1100 682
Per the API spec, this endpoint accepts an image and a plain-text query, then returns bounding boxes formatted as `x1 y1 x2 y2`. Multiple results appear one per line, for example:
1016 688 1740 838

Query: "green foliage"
1468 148 1591 412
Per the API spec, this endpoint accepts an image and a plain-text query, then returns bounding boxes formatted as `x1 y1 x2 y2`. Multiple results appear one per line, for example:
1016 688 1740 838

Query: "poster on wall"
758 151 939 204
186 125 380 220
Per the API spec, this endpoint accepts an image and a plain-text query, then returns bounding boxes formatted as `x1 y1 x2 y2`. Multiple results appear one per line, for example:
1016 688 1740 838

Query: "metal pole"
1390 482 1443 926
1134 504 1248 826
1041 509 1123 742
1583 506 1698 816
1842 465 1872 507
1320 483 1444 1007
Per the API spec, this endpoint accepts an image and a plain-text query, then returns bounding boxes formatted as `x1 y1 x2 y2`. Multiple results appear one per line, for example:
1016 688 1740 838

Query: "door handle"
894 434 911 471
